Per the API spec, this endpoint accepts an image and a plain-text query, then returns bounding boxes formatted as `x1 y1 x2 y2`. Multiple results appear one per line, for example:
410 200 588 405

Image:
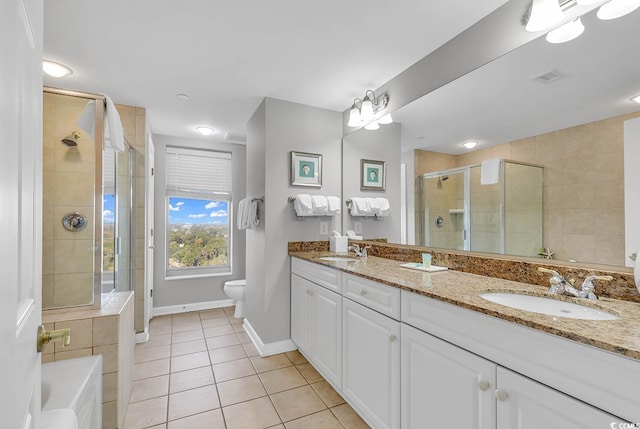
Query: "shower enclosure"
43 88 133 309
417 161 543 257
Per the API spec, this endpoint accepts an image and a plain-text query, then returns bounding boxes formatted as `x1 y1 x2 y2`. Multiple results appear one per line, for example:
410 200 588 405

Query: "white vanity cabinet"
401 323 496 429
291 259 342 388
496 367 619 428
343 297 401 429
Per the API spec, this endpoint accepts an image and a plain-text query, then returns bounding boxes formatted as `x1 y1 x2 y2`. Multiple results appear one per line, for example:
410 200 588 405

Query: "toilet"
224 279 246 318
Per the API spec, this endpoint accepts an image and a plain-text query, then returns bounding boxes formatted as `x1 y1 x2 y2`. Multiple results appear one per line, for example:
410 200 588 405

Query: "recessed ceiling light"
631 95 640 103
196 126 215 136
177 93 189 100
43 60 73 77
463 141 479 149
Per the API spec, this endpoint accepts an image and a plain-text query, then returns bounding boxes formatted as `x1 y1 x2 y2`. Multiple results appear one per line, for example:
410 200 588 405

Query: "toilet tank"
42 355 102 429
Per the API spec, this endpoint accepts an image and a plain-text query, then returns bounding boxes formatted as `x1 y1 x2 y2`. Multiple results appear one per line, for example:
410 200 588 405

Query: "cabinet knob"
478 380 490 391
388 334 397 342
495 389 509 401
360 289 367 296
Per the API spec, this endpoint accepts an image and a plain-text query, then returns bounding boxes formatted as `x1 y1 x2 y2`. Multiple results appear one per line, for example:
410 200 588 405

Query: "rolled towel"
327 196 341 214
311 195 328 215
294 194 313 216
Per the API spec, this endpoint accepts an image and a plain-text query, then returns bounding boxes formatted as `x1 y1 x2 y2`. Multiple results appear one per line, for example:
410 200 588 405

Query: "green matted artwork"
290 151 322 187
360 159 386 190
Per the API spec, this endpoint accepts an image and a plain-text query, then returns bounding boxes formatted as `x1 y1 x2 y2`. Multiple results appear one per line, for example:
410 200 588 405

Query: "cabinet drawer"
291 257 341 292
342 273 400 320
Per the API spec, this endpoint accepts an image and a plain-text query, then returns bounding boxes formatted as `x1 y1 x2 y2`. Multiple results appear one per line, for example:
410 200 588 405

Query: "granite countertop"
290 251 640 361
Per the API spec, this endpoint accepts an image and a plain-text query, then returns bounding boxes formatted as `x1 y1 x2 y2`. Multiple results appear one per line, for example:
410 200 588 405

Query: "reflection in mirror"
350 7 640 267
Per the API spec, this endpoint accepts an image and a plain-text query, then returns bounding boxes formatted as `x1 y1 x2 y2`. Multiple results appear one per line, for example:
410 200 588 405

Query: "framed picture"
360 159 386 190
290 151 322 187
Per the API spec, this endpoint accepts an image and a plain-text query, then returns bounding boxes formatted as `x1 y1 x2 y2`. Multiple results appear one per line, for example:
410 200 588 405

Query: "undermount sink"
318 256 359 262
480 292 619 321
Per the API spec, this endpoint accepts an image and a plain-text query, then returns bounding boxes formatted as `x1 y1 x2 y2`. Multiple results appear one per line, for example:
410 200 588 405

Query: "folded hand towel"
237 198 249 230
481 158 501 185
371 197 391 217
294 194 313 216
350 197 372 216
311 195 328 215
103 94 125 152
327 196 341 214
248 200 260 229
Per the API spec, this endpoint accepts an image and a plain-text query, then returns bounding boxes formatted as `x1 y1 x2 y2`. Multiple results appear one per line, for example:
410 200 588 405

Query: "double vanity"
289 246 640 428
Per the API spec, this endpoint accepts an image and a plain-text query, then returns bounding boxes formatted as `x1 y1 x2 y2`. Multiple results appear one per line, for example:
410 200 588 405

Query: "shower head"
62 131 80 146
441 175 449 181
436 175 449 189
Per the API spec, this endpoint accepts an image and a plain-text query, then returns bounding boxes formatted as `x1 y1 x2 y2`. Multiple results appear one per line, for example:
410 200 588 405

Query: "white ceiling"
42 0 509 142
395 7 640 154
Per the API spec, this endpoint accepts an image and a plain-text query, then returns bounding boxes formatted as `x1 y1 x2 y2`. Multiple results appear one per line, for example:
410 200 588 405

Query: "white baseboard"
243 318 297 357
152 299 234 317
135 329 149 344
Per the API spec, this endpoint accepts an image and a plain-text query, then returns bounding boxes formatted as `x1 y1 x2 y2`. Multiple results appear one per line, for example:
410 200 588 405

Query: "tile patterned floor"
125 307 370 429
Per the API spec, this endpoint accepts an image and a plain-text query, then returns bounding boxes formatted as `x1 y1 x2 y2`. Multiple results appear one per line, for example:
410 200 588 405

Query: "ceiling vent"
224 132 247 144
532 69 563 84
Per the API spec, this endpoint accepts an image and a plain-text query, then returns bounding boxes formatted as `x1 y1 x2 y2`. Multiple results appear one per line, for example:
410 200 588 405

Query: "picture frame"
360 159 386 190
290 151 322 187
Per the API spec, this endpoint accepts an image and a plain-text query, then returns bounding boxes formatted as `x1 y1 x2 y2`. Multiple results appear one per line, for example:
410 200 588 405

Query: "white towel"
372 197 391 217
350 197 372 216
103 94 125 152
327 196 341 214
237 198 249 230
237 198 260 230
293 194 313 216
77 100 96 139
481 158 501 185
311 195 328 215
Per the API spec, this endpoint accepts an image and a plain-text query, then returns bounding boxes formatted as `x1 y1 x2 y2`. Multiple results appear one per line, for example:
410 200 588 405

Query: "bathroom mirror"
342 7 640 267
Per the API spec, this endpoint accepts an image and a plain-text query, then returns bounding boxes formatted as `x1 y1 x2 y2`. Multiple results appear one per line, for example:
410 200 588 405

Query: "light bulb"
526 0 564 32
364 121 380 130
43 60 73 77
597 0 640 20
196 126 215 136
347 105 362 127
360 96 374 122
545 18 585 43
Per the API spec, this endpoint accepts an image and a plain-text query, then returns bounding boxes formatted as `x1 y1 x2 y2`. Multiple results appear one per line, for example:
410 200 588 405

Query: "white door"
496 367 623 428
144 134 155 335
310 284 342 389
0 0 44 427
342 298 400 429
401 323 496 429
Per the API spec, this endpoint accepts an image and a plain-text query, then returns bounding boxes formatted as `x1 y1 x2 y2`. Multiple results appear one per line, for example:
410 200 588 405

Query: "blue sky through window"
169 197 229 225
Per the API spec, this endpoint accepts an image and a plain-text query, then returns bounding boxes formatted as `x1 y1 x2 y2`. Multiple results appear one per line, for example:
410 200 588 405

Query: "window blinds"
166 146 232 200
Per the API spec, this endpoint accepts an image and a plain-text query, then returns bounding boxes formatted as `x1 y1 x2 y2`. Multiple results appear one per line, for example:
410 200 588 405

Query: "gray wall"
246 98 343 344
343 123 402 242
152 134 247 308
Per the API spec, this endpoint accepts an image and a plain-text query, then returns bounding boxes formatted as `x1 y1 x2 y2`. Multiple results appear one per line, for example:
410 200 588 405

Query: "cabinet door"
310 284 342 389
291 274 312 354
496 367 623 428
343 298 400 429
401 324 496 429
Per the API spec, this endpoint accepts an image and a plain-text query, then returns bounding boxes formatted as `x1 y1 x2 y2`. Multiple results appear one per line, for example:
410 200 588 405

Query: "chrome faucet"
538 267 612 300
348 244 369 258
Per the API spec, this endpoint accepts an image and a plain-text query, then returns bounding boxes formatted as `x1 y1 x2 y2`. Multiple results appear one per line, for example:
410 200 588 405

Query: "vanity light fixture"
631 94 640 103
463 141 479 149
545 17 585 43
364 121 380 130
43 60 73 78
196 126 215 136
597 0 640 20
525 0 564 32
347 90 390 129
378 113 393 125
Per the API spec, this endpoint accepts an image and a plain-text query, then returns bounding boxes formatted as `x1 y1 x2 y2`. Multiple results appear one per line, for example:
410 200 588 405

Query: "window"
165 147 232 278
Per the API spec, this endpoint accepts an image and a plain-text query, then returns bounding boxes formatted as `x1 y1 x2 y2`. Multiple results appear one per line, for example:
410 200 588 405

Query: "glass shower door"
419 169 468 251
469 165 503 254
